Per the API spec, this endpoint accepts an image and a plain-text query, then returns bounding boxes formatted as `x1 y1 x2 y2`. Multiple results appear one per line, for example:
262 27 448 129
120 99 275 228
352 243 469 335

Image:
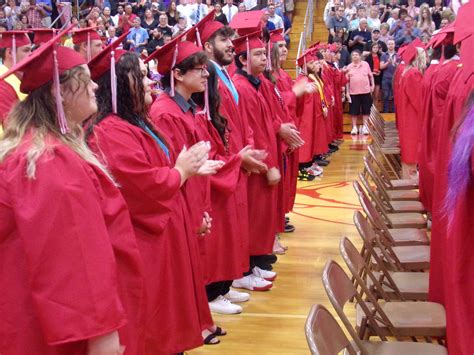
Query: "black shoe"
284 223 295 233
315 159 330 166
328 143 339 151
285 216 290 223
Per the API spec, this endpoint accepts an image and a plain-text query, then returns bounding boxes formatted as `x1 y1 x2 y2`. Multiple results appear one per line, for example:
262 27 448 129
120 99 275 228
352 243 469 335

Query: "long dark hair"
192 63 228 147
88 52 165 144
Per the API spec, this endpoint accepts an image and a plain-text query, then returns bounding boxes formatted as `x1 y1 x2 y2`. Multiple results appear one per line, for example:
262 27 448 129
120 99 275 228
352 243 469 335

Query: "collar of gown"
165 87 197 114
236 68 261 90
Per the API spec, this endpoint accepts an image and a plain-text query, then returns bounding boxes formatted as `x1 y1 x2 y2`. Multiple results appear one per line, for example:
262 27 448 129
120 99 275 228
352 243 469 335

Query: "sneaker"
232 274 273 291
224 289 250 303
273 237 286 255
351 126 358 135
284 223 295 233
252 266 277 282
209 295 242 314
306 166 323 177
362 125 370 135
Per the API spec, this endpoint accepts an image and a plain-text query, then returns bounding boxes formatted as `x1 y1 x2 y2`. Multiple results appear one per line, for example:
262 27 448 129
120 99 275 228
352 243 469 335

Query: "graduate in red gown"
0 31 32 126
444 93 474 355
295 49 329 180
428 2 474 308
328 44 348 141
231 32 282 287
88 37 225 350
0 35 144 355
417 45 441 213
397 43 427 178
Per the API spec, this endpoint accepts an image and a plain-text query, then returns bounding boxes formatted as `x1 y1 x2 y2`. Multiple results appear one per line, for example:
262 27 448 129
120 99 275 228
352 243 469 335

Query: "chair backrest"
367 146 394 187
354 180 392 228
363 156 392 203
353 211 402 271
358 173 394 214
305 304 358 355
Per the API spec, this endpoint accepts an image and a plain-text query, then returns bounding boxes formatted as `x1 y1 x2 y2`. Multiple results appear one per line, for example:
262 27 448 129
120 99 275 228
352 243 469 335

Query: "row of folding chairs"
304 107 447 354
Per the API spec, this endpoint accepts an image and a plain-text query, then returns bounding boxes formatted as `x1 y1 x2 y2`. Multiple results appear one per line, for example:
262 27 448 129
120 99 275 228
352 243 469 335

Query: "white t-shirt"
268 14 284 29
222 4 238 22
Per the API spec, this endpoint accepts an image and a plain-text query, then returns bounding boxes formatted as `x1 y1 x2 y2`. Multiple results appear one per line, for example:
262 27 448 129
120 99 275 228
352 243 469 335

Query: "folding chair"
353 211 430 271
355 184 429 246
305 304 447 355
323 260 445 341
340 236 429 302
353 180 427 229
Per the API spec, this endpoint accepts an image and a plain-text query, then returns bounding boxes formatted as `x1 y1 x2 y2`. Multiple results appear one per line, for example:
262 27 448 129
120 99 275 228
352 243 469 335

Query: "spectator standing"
285 0 294 22
166 1 179 26
367 5 381 30
380 38 397 112
349 6 367 31
24 0 46 28
111 5 123 26
214 2 228 25
101 7 115 27
363 28 388 54
192 0 208 25
431 0 445 29
176 0 194 29
127 16 148 52
395 15 421 45
417 4 435 36
406 0 419 19
389 7 407 37
142 8 158 34
364 42 382 106
334 36 351 67
36 0 52 27
118 4 138 34
327 6 349 41
386 8 399 28
323 0 338 28
344 0 357 22
348 18 371 53
345 49 374 135
267 3 284 29
222 0 238 23
379 23 392 43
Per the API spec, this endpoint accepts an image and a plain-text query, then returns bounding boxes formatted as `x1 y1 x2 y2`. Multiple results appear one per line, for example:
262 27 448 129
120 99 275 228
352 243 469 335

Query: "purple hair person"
445 93 474 222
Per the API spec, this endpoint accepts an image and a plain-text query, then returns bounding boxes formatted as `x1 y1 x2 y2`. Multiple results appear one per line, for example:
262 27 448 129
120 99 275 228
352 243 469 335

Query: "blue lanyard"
214 64 239 104
139 121 170 161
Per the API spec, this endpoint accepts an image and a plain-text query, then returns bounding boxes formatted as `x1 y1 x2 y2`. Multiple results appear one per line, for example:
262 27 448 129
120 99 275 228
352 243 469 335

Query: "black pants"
206 280 233 302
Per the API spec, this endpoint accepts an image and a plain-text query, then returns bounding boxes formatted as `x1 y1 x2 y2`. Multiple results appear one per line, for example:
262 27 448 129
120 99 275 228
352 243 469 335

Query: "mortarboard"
453 1 474 45
32 28 58 46
88 30 130 113
230 10 264 36
71 27 102 61
401 42 419 63
0 26 86 134
0 31 32 65
459 33 474 82
186 10 224 46
297 48 317 68
269 28 285 44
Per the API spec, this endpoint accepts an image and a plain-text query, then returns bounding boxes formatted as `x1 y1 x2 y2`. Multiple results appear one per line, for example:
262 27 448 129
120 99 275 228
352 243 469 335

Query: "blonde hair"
0 66 113 181
403 47 427 76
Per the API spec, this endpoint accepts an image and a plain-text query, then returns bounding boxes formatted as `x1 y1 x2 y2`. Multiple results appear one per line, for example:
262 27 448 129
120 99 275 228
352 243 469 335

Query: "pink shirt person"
346 60 374 95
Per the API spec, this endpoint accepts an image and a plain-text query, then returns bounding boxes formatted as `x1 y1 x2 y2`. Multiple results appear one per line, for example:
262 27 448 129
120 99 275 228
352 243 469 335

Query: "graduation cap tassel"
12 34 17 65
87 32 91 62
53 49 70 134
265 41 272 71
195 28 202 48
246 37 251 75
110 50 118 114
170 43 178 97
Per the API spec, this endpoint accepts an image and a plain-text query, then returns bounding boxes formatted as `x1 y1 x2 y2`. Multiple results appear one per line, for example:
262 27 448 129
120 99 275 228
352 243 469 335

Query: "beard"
213 47 233 66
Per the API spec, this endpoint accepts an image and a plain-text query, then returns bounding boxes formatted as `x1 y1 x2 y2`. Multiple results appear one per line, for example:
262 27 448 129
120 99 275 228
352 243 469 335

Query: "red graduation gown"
195 114 249 283
332 67 347 140
418 62 440 213
393 62 406 128
397 67 424 164
233 71 279 255
0 80 19 125
296 74 328 162
428 67 474 306
0 135 144 354
322 63 336 142
88 116 211 354
445 153 474 355
276 68 299 212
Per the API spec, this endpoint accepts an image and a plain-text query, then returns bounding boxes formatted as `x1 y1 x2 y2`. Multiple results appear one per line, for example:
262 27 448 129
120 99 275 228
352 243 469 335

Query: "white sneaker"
232 274 273 291
224 289 250 303
305 166 323 177
209 295 242 314
252 266 277 282
362 125 370 135
351 126 358 135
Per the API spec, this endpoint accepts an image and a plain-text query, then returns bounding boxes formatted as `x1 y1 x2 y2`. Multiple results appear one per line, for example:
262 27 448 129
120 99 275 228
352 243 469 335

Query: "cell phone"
331 6 335 11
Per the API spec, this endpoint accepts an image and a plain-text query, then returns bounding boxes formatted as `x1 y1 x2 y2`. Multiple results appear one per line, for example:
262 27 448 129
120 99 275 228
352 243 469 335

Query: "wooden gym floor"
191 133 370 355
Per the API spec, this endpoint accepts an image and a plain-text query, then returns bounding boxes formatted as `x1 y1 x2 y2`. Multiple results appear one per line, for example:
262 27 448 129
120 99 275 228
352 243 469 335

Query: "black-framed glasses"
189 66 209 76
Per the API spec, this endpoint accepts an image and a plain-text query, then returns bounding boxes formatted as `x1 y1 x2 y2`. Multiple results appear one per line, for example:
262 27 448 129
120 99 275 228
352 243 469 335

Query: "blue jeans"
382 79 394 113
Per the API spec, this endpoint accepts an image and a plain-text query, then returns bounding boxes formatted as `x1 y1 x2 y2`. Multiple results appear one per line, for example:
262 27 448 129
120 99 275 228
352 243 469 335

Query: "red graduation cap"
453 1 474 45
0 31 31 65
71 26 102 45
32 28 58 45
269 28 284 43
232 31 264 54
145 31 202 96
186 10 225 46
460 33 474 82
0 26 86 134
296 48 317 68
401 42 419 63
230 10 264 36
411 37 425 50
88 30 130 113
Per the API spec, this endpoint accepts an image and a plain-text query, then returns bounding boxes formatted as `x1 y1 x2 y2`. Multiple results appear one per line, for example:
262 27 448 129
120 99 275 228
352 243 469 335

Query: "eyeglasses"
189 66 209 76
